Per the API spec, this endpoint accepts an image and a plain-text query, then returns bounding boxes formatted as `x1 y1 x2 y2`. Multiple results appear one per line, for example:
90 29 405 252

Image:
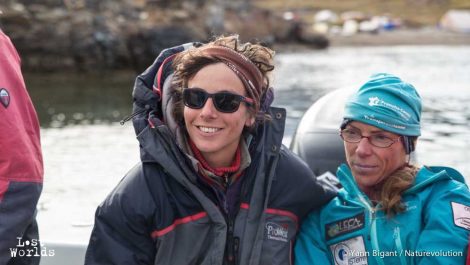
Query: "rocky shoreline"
1 1 469 72
1 1 328 72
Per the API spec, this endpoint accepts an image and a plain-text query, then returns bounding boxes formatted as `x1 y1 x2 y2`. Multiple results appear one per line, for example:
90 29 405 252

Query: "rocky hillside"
2 0 468 72
0 0 326 72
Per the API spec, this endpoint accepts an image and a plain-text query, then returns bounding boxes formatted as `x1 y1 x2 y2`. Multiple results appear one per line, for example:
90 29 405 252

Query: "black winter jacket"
85 44 335 265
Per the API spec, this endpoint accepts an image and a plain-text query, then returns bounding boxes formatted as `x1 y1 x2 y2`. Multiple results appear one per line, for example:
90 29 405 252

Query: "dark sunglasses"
183 88 254 113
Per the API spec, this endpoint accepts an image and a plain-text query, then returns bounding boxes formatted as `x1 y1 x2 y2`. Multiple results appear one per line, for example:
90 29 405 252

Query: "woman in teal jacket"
295 73 470 265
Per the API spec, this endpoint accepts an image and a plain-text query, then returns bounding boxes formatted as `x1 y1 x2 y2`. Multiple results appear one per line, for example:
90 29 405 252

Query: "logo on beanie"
368 97 380 107
368 96 411 121
0 88 10 108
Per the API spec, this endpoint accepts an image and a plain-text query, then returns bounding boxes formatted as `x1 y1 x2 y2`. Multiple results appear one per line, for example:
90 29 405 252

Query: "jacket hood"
127 42 286 168
130 42 201 137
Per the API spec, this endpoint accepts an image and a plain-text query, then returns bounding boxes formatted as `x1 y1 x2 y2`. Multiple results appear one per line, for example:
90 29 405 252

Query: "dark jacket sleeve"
271 147 336 220
0 29 43 265
85 164 157 265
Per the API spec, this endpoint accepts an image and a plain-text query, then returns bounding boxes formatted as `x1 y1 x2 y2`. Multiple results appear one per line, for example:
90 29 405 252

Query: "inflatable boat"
290 88 351 177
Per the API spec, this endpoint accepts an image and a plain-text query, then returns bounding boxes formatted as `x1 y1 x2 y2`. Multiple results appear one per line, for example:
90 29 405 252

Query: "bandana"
199 46 265 114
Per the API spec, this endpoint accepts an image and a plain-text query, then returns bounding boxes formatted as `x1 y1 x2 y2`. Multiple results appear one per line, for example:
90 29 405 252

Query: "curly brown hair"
171 35 275 128
377 163 420 218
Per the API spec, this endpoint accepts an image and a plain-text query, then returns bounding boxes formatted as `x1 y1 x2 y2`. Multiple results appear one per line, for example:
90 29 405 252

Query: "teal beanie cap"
343 73 422 136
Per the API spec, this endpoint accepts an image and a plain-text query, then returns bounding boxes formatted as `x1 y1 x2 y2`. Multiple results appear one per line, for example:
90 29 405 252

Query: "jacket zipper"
393 227 407 265
226 219 239 265
342 169 384 265
225 172 239 265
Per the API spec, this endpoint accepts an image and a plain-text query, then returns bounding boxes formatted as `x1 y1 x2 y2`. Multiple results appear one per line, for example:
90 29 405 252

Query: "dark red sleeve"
0 29 43 264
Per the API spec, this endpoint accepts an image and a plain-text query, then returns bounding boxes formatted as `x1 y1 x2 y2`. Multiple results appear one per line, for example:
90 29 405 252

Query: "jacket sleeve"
85 164 157 265
0 183 42 264
414 180 470 264
0 29 43 265
274 147 336 218
294 210 333 265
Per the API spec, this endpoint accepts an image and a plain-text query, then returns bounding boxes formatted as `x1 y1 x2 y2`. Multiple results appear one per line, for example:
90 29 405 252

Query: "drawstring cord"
119 105 150 125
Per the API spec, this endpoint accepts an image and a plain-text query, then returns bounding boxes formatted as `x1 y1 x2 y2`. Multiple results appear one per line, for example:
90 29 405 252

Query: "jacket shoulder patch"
451 201 470 230
325 212 365 240
1 88 10 108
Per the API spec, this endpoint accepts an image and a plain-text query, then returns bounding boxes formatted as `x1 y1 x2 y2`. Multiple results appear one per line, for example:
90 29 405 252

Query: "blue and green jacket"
295 164 470 265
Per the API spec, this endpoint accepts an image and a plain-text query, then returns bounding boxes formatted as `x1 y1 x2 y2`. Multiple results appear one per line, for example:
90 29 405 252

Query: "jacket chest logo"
330 236 368 265
326 213 365 240
265 222 288 242
1 88 10 108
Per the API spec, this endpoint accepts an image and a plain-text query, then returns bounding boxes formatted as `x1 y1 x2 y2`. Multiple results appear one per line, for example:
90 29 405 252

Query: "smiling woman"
84 35 335 265
295 73 470 265
183 63 254 168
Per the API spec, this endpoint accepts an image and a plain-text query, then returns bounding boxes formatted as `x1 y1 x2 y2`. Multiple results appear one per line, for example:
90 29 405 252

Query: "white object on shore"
342 20 359 36
315 9 339 24
440 10 470 33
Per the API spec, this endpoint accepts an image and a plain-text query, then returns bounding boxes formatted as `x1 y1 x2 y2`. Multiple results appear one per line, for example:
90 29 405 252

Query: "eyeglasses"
183 88 254 113
340 128 401 148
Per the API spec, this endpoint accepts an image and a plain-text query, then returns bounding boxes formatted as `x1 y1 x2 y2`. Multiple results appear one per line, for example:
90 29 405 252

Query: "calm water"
28 45 470 244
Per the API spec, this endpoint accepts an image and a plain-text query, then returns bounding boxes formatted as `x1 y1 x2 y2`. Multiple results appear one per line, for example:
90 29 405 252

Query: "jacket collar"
404 166 466 195
137 107 286 183
337 164 365 199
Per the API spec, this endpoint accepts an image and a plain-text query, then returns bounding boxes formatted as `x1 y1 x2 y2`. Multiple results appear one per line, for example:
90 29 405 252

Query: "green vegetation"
253 0 470 26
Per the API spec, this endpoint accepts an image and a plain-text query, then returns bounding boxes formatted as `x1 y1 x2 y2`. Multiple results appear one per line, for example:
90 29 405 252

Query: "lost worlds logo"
9 237 55 258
